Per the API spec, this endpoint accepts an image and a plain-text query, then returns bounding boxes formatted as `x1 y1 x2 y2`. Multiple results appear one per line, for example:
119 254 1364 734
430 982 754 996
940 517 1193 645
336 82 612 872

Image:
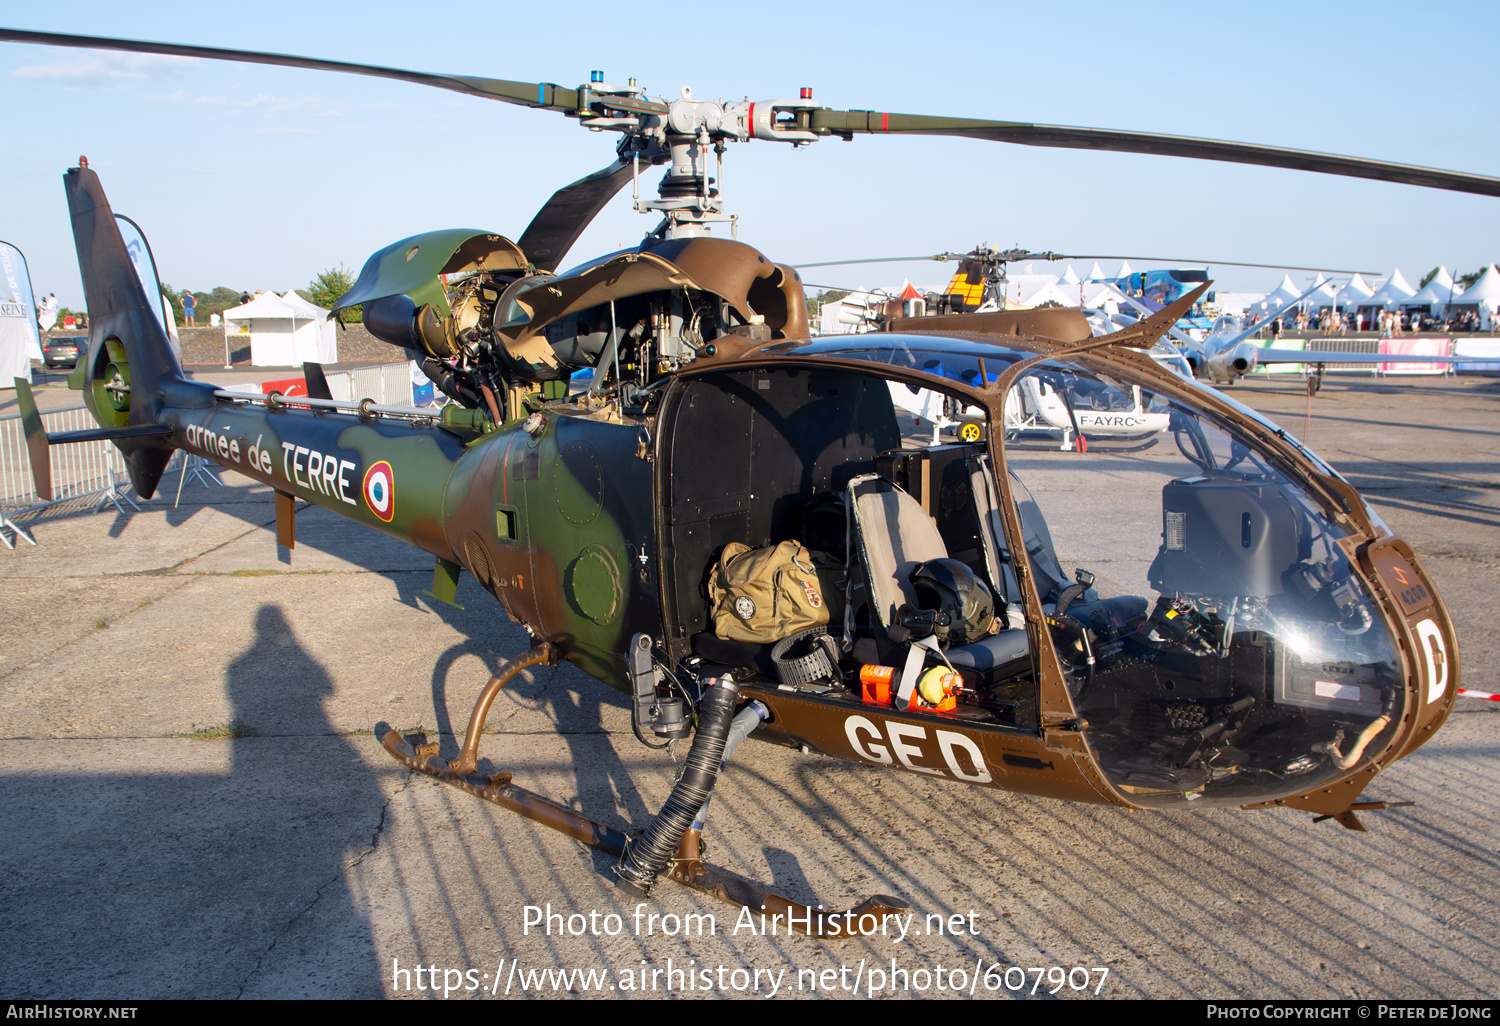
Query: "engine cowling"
1206 340 1259 384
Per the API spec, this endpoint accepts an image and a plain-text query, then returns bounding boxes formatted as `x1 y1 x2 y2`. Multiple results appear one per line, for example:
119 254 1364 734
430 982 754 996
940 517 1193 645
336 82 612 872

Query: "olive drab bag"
709 540 845 644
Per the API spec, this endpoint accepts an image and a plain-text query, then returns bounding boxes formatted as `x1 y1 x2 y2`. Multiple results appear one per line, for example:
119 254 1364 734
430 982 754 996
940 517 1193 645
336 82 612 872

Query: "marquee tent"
1450 266 1500 330
1013 280 1074 309
1334 273 1375 312
1358 268 1417 313
1001 273 1060 306
1254 274 1304 316
1081 281 1131 312
224 292 338 366
1405 266 1458 313
1297 273 1340 310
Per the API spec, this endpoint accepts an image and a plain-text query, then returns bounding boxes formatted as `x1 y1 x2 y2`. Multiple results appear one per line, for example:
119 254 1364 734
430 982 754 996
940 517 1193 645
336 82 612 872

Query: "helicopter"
3 27 1484 936
805 246 1472 390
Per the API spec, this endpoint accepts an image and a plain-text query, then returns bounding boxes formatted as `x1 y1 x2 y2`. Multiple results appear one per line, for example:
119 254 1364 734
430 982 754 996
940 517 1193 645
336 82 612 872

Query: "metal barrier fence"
238 362 423 406
325 363 414 406
1306 337 1381 373
1305 337 1457 375
0 403 163 547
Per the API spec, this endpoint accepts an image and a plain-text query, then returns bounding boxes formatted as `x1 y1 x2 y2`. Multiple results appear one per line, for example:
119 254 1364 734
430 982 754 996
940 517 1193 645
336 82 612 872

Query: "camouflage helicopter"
5 27 1486 936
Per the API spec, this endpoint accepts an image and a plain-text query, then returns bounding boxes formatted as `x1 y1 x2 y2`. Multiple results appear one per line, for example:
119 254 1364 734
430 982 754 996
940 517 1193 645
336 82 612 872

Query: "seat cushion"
944 629 1031 672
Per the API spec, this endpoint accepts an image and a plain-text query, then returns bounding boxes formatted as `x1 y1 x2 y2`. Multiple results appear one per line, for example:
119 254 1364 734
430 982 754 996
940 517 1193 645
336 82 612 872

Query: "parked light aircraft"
889 334 1188 450
1117 286 1468 387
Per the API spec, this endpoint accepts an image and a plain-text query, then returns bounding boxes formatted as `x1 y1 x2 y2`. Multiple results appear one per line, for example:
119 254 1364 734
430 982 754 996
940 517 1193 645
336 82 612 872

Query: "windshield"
1003 365 1402 807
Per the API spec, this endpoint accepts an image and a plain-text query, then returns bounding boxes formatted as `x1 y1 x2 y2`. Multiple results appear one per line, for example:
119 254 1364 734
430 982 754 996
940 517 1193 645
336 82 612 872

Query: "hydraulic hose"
616 676 741 897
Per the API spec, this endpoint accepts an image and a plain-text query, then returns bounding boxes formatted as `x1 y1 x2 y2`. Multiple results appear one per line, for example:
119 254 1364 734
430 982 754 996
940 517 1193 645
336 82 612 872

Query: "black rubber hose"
419 356 482 408
615 677 741 897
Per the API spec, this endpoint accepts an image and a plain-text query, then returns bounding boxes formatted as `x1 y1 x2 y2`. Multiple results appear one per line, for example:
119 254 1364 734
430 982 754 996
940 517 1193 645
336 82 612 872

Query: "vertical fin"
302 361 333 401
423 557 465 609
274 490 296 549
64 164 204 499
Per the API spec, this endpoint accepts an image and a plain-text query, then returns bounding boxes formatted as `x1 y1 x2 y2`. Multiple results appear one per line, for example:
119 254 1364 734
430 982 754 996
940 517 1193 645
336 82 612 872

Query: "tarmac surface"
0 372 1495 1000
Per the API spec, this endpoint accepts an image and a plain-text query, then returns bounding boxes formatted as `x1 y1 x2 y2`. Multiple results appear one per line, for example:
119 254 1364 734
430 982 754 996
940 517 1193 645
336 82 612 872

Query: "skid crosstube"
378 727 907 938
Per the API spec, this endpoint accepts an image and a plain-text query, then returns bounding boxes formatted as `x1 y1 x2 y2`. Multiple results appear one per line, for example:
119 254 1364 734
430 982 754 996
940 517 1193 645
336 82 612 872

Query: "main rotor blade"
0 27 594 113
809 110 1500 199
795 255 950 269
12 28 1493 201
517 158 636 272
798 252 1377 275
1055 255 1378 276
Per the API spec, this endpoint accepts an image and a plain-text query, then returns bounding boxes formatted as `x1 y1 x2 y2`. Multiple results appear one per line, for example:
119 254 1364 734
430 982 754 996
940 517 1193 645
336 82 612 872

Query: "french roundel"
363 461 395 522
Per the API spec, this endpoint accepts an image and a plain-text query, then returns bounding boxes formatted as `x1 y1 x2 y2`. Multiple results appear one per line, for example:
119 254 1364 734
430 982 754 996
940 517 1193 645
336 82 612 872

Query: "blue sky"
4 1 1498 308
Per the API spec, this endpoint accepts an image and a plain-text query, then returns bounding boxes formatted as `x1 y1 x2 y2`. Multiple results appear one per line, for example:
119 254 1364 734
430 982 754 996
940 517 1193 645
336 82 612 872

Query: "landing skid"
377 644 906 938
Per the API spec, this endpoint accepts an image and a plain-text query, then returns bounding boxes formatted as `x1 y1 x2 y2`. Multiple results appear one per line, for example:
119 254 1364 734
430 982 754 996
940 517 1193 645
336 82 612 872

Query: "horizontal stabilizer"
13 378 52 501
12 377 177 501
47 425 174 444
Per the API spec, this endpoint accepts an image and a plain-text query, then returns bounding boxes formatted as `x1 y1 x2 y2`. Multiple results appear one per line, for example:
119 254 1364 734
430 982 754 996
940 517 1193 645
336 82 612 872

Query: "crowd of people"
1264 306 1490 338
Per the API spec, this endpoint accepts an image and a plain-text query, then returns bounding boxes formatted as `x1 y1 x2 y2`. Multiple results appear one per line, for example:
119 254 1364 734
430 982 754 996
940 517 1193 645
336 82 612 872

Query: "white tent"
1405 266 1459 314
1058 264 1081 285
1013 280 1074 309
224 292 338 366
1080 281 1131 310
1086 262 1107 281
1334 273 1375 311
1214 292 1263 317
1254 274 1303 316
1001 273 1060 306
1116 260 1133 278
1451 266 1500 330
1359 268 1417 312
1297 273 1340 310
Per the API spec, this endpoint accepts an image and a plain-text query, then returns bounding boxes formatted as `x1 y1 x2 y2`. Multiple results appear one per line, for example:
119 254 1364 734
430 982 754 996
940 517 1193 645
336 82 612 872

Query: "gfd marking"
363 461 395 522
844 715 992 783
1415 618 1448 705
281 442 358 506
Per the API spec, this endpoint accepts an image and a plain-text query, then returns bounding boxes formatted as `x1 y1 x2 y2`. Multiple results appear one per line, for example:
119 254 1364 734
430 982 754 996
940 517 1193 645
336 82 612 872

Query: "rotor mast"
574 74 820 239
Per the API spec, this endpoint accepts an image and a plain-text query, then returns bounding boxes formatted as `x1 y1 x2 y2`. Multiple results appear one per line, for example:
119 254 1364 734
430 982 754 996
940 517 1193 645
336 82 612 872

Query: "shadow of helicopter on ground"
0 604 388 997
70 464 640 741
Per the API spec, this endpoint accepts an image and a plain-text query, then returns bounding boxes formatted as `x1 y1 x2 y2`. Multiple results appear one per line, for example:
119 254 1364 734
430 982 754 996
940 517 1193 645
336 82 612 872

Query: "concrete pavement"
0 374 1495 1000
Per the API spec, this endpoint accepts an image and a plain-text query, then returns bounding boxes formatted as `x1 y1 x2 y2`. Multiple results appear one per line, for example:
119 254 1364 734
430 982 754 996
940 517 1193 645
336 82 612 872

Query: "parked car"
42 337 84 369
